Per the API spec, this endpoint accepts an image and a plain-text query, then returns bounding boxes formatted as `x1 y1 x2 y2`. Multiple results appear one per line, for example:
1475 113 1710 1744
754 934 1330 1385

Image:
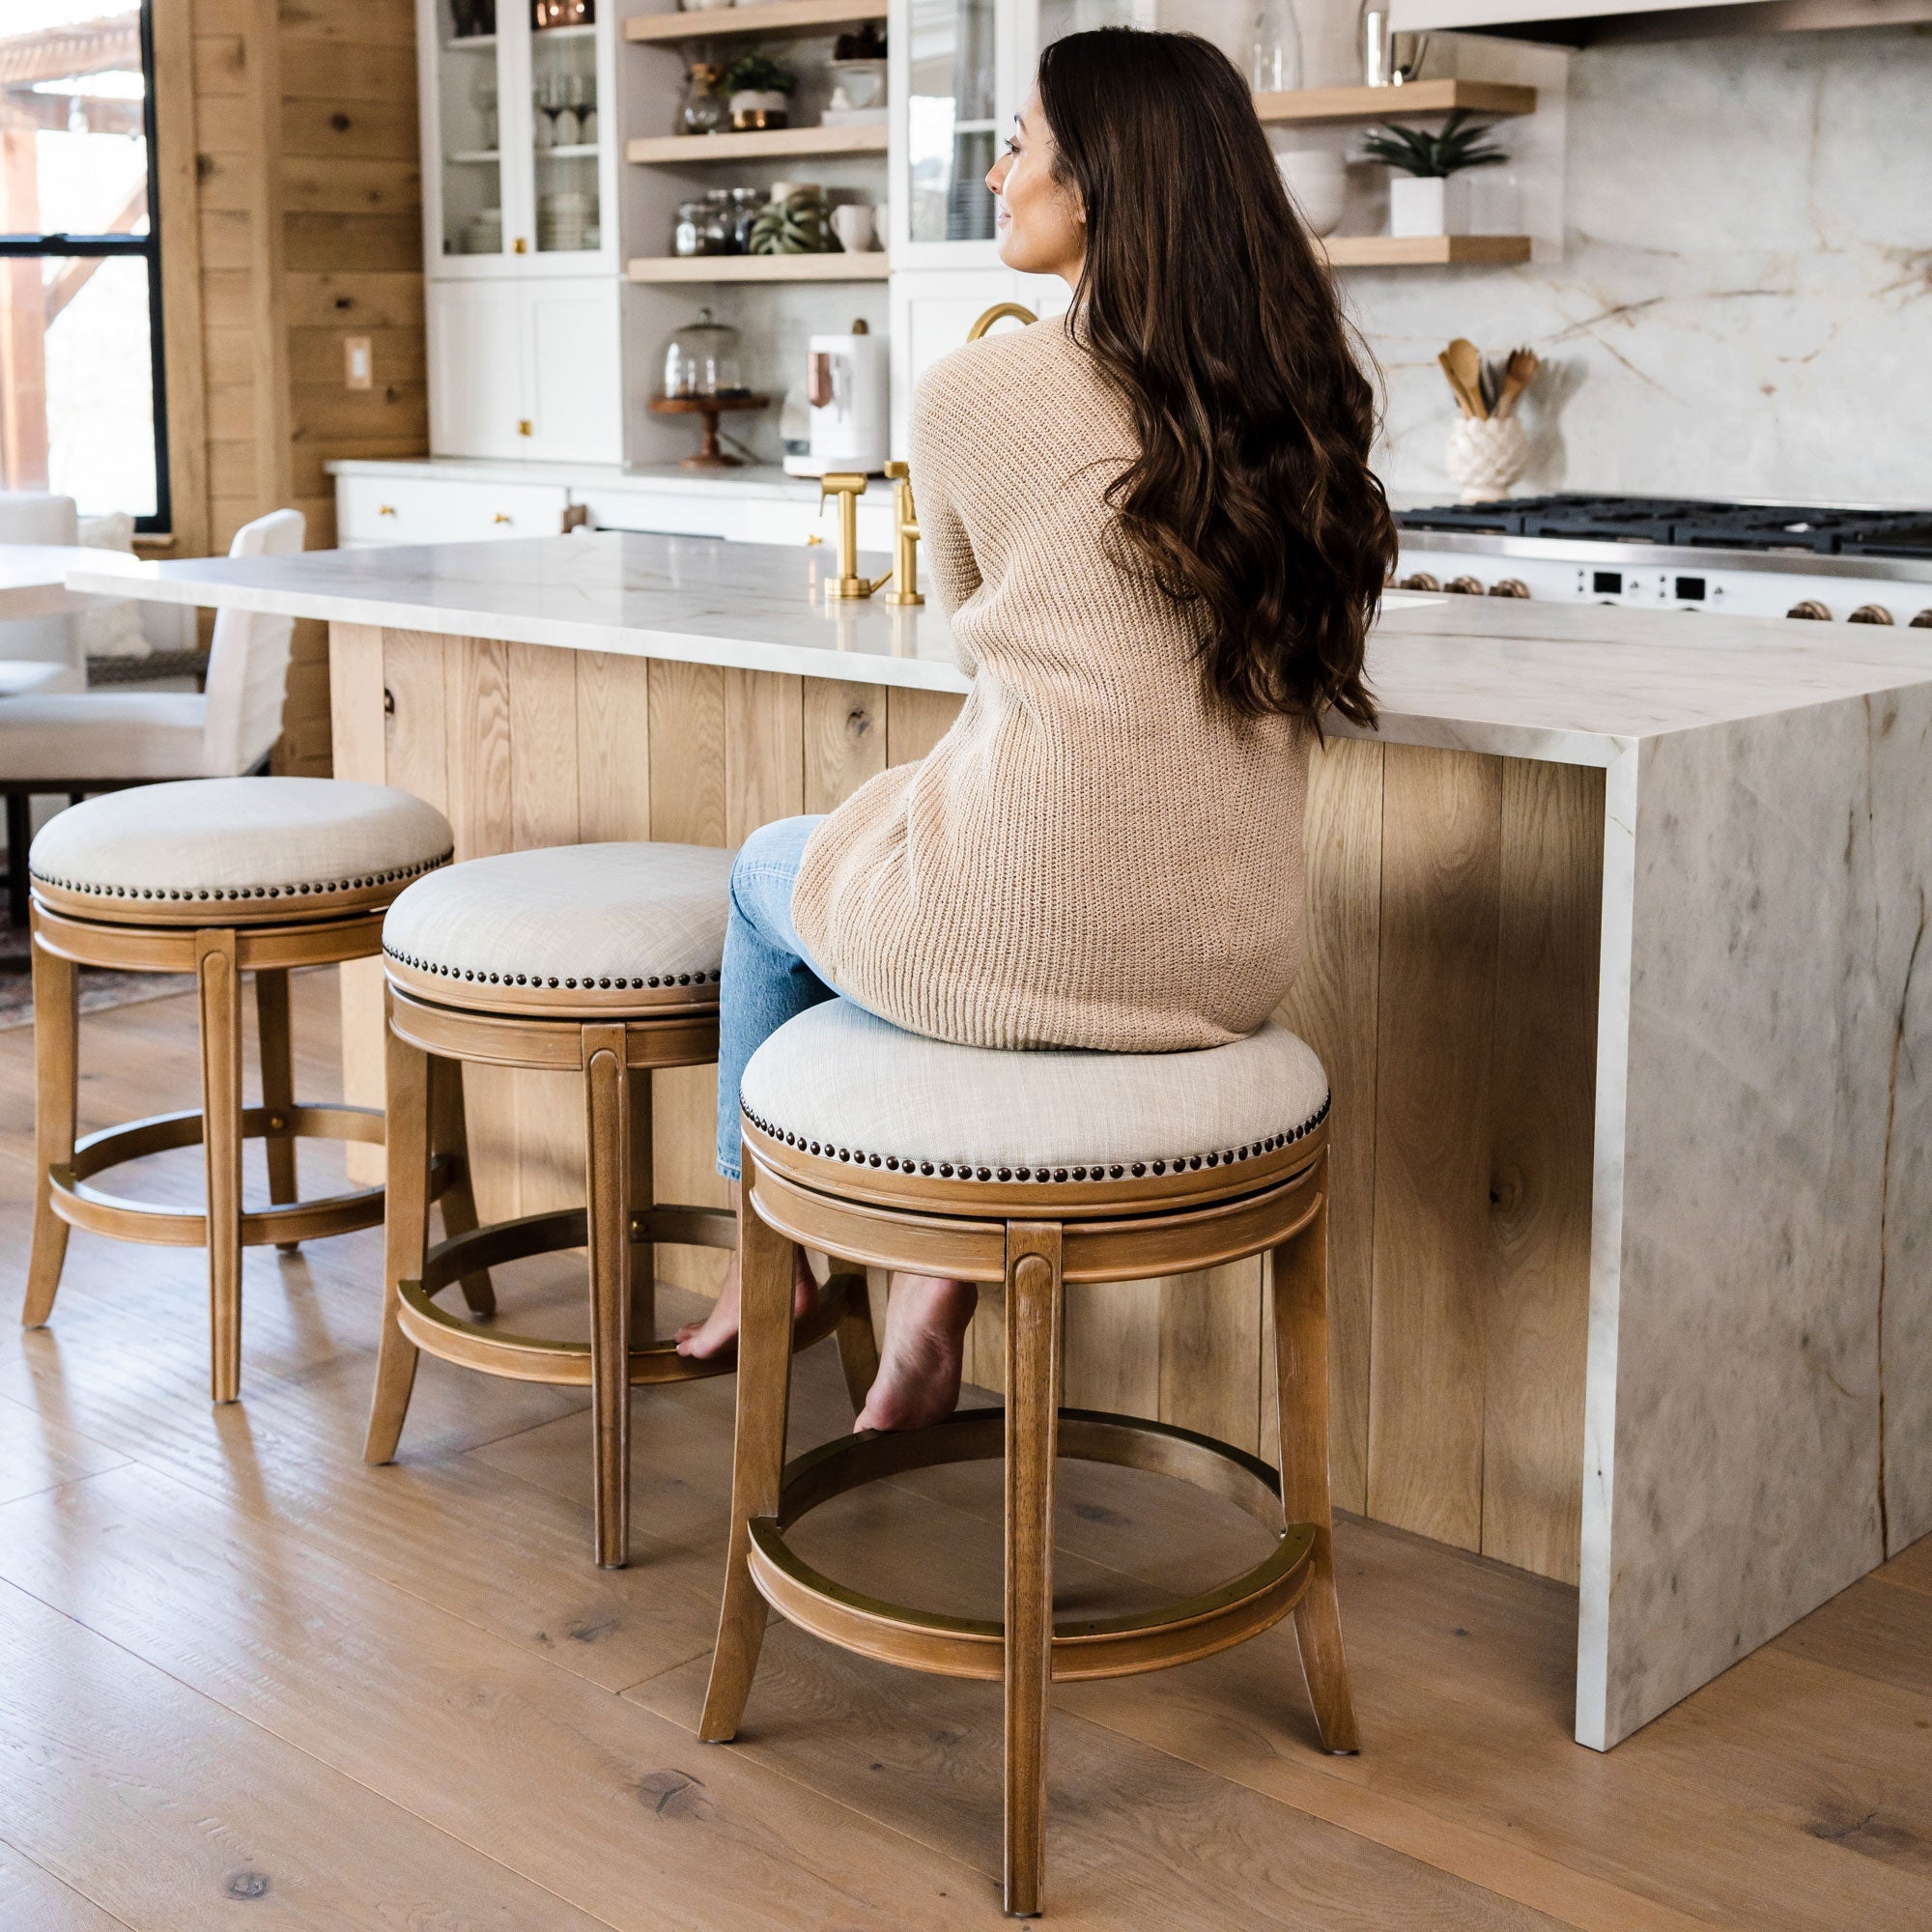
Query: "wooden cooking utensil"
1495 345 1541 420
1444 337 1489 420
1437 350 1480 419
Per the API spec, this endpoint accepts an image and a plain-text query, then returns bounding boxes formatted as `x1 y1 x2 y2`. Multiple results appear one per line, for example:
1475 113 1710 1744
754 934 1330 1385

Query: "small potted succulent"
1362 110 1507 238
720 51 796 131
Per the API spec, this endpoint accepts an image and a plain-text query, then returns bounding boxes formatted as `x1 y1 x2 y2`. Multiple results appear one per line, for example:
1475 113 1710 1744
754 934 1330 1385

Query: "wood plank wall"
332 629 1604 1583
174 0 426 773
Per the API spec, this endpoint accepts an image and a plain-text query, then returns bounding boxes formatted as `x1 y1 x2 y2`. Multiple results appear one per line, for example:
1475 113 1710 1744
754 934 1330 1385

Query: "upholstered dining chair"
0 509 304 926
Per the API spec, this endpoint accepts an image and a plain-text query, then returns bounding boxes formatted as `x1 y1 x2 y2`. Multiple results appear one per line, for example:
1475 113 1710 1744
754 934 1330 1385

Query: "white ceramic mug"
831 203 876 253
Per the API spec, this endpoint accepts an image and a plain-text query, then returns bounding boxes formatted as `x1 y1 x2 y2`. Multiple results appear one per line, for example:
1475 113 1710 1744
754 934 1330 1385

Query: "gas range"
1393 495 1932 629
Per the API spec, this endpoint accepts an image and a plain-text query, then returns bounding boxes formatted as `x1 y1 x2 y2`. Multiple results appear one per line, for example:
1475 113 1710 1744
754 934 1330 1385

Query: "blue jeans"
715 814 838 1181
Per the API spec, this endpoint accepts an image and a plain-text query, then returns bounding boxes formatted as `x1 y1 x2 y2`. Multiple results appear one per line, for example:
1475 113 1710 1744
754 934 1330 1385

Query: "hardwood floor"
2 968 1928 1930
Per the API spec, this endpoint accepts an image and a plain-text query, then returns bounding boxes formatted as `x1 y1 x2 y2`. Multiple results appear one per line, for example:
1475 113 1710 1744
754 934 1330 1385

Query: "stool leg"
626 1069 655 1344
584 1024 633 1568
254 967 298 1248
698 1179 797 1743
1270 1170 1359 1754
429 1056 495 1319
196 928 245 1404
832 1262 881 1415
1004 1222 1062 1919
365 995 431 1463
22 925 77 1328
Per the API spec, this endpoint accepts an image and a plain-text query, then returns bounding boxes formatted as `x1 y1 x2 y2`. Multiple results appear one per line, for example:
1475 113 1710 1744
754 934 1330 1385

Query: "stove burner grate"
1397 495 1932 557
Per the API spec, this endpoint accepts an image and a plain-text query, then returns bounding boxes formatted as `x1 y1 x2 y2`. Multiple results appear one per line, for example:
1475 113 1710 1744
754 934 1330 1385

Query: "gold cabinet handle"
517 419 532 438
493 512 512 525
377 503 397 517
513 236 527 254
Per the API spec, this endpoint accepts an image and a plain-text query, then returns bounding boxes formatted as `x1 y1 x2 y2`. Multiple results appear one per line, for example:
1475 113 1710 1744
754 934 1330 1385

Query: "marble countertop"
67 531 1932 766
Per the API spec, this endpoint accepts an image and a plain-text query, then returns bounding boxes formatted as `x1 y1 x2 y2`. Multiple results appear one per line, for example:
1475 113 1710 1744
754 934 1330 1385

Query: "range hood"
1389 0 1932 46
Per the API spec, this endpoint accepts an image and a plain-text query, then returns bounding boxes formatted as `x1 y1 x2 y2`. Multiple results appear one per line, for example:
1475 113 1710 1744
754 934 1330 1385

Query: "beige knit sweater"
791 317 1310 1051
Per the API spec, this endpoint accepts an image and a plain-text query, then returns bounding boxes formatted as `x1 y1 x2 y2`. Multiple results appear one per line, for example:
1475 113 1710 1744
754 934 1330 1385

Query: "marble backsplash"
1342 25 1932 506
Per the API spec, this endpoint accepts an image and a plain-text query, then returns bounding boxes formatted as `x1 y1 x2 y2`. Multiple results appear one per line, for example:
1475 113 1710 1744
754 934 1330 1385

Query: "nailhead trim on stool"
739 1092 1331 1182
32 850 451 905
383 950 724 995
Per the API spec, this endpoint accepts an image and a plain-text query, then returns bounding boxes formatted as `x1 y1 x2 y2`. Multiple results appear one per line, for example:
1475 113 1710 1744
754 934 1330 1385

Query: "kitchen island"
70 530 1932 1753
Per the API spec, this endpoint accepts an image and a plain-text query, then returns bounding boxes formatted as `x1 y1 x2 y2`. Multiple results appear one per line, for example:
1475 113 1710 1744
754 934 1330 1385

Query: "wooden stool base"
703 1126 1357 1918
25 896 432 1405
371 980 882 1569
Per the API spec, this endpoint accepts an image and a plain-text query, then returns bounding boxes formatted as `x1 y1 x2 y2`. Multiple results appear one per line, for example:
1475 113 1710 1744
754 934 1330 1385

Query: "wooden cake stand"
647 392 769 471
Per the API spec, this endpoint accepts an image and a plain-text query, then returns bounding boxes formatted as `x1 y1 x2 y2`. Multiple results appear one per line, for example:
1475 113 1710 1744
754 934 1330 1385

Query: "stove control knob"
1786 600 1832 621
1911 610 1932 629
1445 575 1485 596
1847 604 1894 625
1396 572 1440 592
1488 578 1531 599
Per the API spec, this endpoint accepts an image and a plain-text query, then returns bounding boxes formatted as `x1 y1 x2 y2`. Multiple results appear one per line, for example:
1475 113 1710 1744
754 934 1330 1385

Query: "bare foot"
675 1245 818 1359
854 1273 979 1433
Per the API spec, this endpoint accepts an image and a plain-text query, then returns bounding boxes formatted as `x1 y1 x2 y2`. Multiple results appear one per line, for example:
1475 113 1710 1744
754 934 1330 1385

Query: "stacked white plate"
538 190 593 251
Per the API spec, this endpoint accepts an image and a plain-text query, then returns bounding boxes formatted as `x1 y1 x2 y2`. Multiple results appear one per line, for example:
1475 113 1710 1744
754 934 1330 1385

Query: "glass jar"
724 185 765 253
661 308 744 399
676 62 725 137
1249 0 1303 93
671 192 732 257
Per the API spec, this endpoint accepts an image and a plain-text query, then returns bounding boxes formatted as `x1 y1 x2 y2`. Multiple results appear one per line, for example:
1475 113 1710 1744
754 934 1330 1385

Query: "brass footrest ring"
398 1204 860 1388
49 1103 412 1248
747 1407 1317 1684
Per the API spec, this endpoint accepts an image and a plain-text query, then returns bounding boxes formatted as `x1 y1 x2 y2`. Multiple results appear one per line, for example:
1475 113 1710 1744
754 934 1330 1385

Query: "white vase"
1389 173 1470 239
1277 150 1346 239
729 89 789 130
1444 415 1529 503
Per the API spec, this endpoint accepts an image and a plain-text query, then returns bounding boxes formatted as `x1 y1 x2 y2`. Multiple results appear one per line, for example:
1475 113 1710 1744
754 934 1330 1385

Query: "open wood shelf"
625 0 888 45
626 251 891 282
627 124 888 164
1320 234 1531 267
1255 78 1536 125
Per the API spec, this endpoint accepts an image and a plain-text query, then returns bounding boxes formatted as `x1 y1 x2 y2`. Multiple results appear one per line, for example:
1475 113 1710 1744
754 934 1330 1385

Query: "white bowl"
1277 150 1346 239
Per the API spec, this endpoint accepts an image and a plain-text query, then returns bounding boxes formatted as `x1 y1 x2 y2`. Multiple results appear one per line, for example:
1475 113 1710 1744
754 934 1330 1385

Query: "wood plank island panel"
329 627 1600 1579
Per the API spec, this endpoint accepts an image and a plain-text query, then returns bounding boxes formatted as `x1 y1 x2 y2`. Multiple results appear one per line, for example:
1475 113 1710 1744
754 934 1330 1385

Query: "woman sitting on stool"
676 27 1397 1426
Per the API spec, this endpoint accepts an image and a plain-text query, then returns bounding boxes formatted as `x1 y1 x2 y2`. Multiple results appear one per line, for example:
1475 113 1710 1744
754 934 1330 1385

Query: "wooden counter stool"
700 1000 1358 1918
367 841 878 1568
24 776 461 1403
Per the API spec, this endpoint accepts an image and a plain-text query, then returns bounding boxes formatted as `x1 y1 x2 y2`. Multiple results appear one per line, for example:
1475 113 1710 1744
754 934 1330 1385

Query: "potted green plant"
1361 110 1507 239
720 51 796 131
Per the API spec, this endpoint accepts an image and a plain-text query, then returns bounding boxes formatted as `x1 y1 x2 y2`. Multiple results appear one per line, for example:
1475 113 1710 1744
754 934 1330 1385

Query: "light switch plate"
344 335 373 390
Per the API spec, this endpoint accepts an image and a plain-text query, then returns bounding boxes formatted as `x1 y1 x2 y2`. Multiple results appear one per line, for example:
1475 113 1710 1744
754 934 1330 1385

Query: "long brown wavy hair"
1035 28 1395 727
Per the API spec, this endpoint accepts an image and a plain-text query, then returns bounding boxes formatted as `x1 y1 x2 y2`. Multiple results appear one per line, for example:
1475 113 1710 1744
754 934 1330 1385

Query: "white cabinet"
428 280 526 460
417 0 617 273
428 276 621 464
526 279 623 463
337 473 573 547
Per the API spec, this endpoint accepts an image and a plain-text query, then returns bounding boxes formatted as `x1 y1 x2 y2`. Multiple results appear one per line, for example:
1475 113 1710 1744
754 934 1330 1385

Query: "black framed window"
0 1 169 532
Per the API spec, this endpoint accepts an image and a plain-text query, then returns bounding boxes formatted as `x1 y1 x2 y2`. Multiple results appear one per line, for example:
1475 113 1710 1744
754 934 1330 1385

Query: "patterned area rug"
0 923 192 1030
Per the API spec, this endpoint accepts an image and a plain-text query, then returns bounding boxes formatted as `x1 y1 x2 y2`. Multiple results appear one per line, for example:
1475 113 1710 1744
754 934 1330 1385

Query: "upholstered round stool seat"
383 840 735 1014
740 999 1331 1213
28 775 453 924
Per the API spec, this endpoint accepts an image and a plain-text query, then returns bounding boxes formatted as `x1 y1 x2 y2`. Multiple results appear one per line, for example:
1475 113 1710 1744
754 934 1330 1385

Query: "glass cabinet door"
905 0 999 244
525 21 602 256
434 0 508 261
